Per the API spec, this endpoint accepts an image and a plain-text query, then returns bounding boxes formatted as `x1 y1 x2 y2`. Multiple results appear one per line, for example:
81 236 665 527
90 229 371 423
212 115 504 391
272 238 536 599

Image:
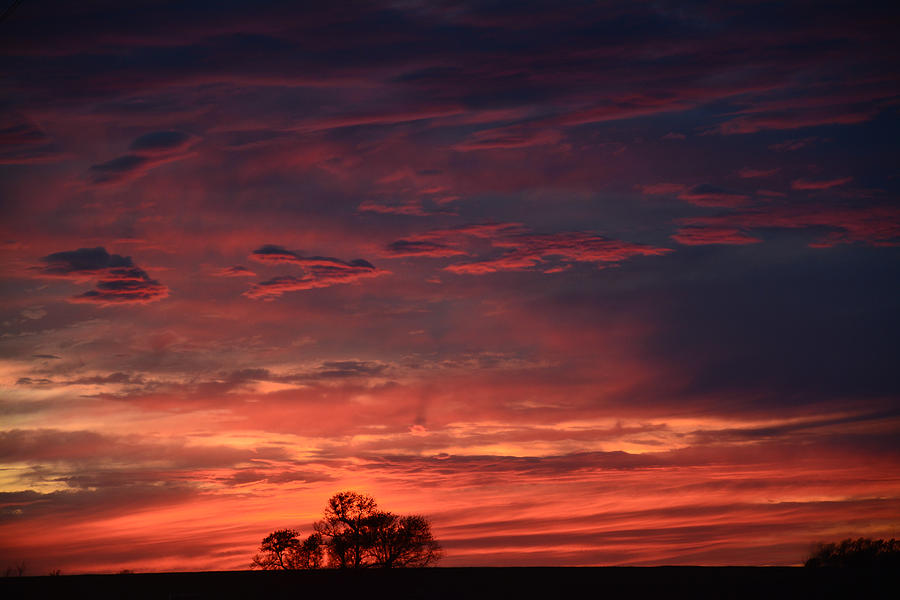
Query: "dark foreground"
1 567 893 600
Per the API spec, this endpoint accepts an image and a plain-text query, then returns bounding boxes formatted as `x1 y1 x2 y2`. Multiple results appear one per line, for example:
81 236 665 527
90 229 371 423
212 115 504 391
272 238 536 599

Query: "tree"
805 537 900 568
367 512 442 568
251 528 301 570
295 532 326 569
252 490 442 569
314 491 379 568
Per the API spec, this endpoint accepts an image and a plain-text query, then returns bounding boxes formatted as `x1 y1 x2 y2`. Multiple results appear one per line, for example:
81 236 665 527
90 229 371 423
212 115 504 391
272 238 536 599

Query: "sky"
1 0 899 573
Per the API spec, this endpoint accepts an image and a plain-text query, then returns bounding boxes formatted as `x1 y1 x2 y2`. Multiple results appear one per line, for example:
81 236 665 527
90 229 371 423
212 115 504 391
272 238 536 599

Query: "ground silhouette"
3 567 896 600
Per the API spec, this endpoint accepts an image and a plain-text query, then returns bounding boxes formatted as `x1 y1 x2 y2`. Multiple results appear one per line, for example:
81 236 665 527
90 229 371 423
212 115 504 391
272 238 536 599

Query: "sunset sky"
2 0 899 573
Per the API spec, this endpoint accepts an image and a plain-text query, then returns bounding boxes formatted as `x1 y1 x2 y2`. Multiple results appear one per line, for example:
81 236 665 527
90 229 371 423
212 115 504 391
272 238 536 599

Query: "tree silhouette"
805 537 900 567
296 532 326 569
252 491 442 569
315 491 379 568
251 528 325 570
367 512 442 568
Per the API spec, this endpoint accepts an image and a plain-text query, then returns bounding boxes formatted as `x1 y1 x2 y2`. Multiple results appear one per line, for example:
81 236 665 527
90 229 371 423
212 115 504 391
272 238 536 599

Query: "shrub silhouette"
3 561 26 577
252 491 441 569
805 537 900 567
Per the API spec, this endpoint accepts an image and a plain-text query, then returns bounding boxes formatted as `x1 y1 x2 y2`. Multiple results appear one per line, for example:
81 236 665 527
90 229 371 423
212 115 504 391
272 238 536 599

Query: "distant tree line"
805 538 900 568
252 491 442 569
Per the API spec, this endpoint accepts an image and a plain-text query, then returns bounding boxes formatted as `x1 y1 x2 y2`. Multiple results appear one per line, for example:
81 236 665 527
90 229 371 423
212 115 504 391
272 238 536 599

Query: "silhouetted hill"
1 567 894 600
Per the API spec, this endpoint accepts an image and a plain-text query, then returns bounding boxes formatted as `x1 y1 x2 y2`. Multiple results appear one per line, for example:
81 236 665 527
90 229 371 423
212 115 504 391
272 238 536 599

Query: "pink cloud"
211 265 257 277
357 199 435 216
453 126 562 151
769 137 818 152
385 223 670 273
712 108 875 135
86 130 199 186
383 223 526 258
0 117 67 164
671 227 762 246
640 181 761 207
677 203 900 247
446 231 672 274
34 247 169 305
738 167 780 178
791 177 853 190
384 240 469 258
637 183 688 195
243 245 388 299
676 185 750 207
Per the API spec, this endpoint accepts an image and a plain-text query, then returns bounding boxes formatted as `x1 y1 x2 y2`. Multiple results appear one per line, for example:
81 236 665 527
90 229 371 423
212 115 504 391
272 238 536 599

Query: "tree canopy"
251 491 442 569
805 538 900 568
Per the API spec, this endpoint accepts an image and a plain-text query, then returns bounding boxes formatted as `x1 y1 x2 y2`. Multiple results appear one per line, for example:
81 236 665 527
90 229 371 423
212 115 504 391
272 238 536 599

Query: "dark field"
1 567 893 600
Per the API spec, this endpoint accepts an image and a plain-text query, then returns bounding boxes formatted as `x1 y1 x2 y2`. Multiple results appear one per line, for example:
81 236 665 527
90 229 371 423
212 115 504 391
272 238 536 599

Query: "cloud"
791 177 853 191
249 245 379 271
676 184 750 208
16 377 54 386
446 231 672 274
357 166 461 216
244 245 387 298
738 167 780 179
211 265 256 277
87 153 191 186
129 130 196 155
20 306 47 320
38 247 134 277
453 126 562 151
66 372 145 386
0 118 66 164
0 428 284 468
70 270 169 304
638 182 752 207
356 199 434 216
638 183 688 196
769 137 818 152
384 239 469 258
315 360 388 378
383 222 526 259
243 272 381 298
385 223 670 273
248 244 306 264
675 203 900 247
671 226 762 246
36 247 168 305
86 130 197 185
712 107 876 135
